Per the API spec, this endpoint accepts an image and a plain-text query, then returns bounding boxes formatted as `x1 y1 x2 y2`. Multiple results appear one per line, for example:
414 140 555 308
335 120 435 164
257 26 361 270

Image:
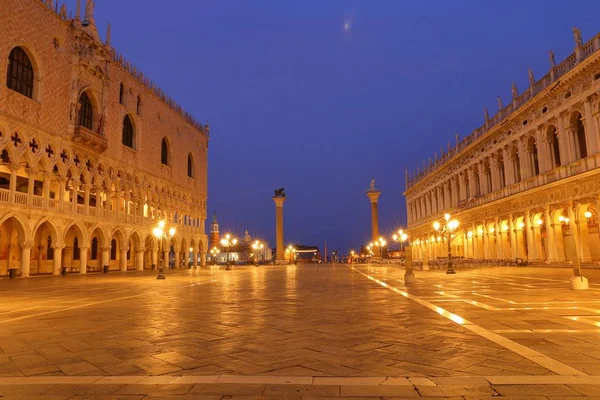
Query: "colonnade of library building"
405 30 600 265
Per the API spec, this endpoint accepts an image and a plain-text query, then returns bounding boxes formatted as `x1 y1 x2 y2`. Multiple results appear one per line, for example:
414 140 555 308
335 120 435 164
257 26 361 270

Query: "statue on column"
511 82 519 100
572 27 583 47
549 49 556 68
369 179 376 191
528 68 535 86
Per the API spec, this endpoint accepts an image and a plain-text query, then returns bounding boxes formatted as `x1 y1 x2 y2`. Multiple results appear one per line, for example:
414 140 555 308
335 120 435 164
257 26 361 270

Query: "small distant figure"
573 27 583 47
549 49 556 68
369 179 376 191
273 188 286 198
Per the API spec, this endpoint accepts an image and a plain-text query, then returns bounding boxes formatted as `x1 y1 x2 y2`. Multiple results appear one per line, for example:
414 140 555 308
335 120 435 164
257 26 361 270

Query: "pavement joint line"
492 328 600 333
350 266 588 377
0 375 599 385
0 279 218 325
563 315 600 327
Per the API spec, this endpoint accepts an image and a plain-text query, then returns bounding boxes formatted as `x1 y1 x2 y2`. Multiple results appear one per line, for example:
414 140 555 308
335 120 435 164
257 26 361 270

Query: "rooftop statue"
369 179 376 191
549 49 556 68
273 188 286 198
573 27 583 47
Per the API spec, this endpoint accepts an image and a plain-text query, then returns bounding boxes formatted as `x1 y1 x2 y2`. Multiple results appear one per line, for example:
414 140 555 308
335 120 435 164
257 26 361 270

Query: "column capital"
366 191 381 204
19 241 34 249
135 246 146 253
100 246 112 251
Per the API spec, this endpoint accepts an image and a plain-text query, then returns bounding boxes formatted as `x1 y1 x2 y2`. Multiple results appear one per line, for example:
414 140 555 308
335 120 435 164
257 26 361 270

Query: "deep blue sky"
84 0 600 254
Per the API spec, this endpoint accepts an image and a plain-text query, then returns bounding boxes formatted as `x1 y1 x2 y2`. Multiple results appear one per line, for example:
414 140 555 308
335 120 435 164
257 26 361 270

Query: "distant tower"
210 211 219 249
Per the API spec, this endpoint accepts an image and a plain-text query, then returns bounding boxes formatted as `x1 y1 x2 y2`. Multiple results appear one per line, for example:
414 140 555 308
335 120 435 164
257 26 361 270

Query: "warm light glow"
448 220 459 231
221 239 228 246
152 227 163 238
467 231 473 238
518 222 525 229
536 219 543 226
585 211 593 219
393 234 398 241
225 234 231 240
565 217 570 224
433 221 441 231
232 238 238 245
489 227 495 233
158 220 166 229
558 215 565 222
502 225 508 232
169 227 176 236
444 213 450 221
477 228 483 235
400 233 408 241
436 236 441 242
189 247 193 252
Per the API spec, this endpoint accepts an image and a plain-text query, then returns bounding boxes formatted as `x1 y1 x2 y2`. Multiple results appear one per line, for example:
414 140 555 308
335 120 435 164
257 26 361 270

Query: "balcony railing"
407 32 600 190
73 125 108 153
410 155 598 228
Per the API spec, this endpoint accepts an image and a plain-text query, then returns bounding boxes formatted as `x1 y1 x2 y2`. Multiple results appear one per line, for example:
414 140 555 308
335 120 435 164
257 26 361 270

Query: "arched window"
119 83 124 104
122 115 134 148
91 237 98 260
136 96 141 115
511 147 521 183
464 175 470 200
78 92 93 130
187 153 194 177
531 140 540 176
110 239 117 260
574 113 587 159
553 131 561 167
6 47 34 98
73 237 80 260
47 236 54 261
161 137 169 165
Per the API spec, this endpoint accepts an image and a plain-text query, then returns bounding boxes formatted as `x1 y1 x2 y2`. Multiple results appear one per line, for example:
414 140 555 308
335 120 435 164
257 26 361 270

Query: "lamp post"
210 246 219 265
392 229 409 259
374 237 387 259
433 213 459 274
152 220 176 280
251 240 264 266
220 234 237 270
350 250 355 264
559 214 589 290
285 245 296 264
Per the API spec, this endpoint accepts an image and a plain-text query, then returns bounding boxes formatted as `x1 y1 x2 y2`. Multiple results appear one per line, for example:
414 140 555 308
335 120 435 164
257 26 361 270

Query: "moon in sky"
343 20 351 32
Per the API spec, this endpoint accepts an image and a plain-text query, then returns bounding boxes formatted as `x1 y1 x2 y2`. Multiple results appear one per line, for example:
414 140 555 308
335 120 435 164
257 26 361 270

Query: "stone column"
273 196 287 263
20 241 32 277
557 114 572 165
152 248 158 268
174 250 180 269
135 247 144 271
71 180 79 213
544 206 557 262
482 223 489 259
366 190 381 256
182 249 189 268
525 210 535 261
79 246 88 274
52 244 64 275
119 249 127 271
458 173 466 201
8 164 18 203
43 173 51 208
26 169 35 206
193 250 198 268
467 168 476 197
444 181 450 210
490 157 499 191
163 250 169 270
58 179 66 212
508 215 517 259
83 183 91 215
583 99 598 154
101 246 110 271
201 252 206 267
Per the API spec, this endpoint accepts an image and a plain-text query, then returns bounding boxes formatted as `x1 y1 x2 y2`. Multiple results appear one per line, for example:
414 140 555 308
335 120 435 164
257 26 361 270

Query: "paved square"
1 264 600 398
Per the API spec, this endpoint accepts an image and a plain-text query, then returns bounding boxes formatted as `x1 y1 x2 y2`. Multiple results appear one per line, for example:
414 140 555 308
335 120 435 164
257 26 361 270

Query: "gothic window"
187 153 194 177
6 47 34 98
78 92 93 130
136 96 141 115
46 236 54 261
119 83 124 104
110 239 117 260
73 237 80 260
161 137 169 165
122 115 134 148
91 237 98 260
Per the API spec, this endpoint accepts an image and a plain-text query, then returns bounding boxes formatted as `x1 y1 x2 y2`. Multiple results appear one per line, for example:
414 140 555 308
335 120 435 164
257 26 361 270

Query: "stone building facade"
405 29 600 265
0 0 209 277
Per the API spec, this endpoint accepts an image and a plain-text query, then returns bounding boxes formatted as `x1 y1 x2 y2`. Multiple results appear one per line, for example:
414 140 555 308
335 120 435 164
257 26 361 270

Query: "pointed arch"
122 114 135 148
161 137 170 166
6 46 34 98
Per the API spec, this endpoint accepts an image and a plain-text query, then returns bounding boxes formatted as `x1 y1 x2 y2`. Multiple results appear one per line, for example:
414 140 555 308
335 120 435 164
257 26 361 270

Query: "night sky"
83 0 599 254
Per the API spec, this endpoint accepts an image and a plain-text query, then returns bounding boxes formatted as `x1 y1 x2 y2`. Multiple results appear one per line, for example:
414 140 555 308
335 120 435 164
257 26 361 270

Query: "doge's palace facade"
405 29 600 266
0 0 208 277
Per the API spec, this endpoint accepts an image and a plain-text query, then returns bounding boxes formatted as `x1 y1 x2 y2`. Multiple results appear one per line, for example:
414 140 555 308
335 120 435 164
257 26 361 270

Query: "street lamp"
350 250 355 264
251 240 264 266
210 246 220 265
220 234 238 270
374 237 387 259
152 219 176 280
433 213 459 274
392 229 409 258
285 245 297 264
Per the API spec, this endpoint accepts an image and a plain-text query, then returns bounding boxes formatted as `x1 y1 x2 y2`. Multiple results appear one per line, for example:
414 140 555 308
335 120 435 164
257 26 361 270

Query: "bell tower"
210 210 219 250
